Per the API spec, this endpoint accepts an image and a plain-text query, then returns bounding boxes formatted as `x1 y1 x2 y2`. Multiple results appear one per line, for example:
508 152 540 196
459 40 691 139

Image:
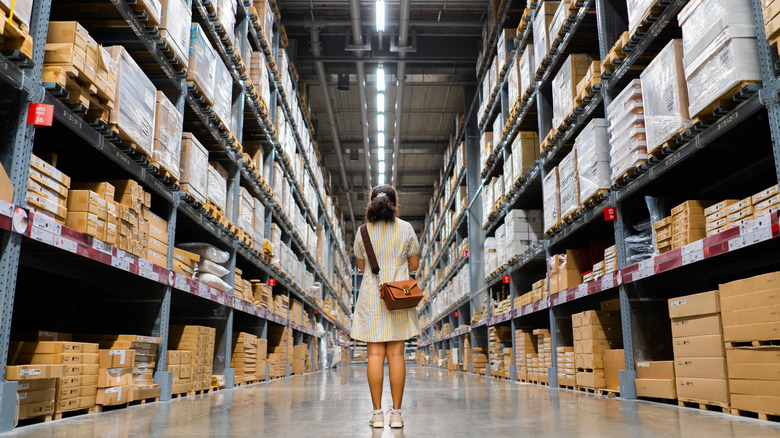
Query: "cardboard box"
671 314 723 338
720 287 780 311
602 349 625 390
723 321 780 343
17 378 57 392
731 394 780 416
576 370 606 388
636 361 675 379
676 377 729 404
96 385 132 405
11 353 98 365
635 379 677 399
674 357 727 379
6 365 66 380
10 342 98 355
64 364 99 377
98 368 132 388
668 291 719 318
574 325 622 340
19 401 55 419
18 388 56 405
98 349 136 368
729 379 780 398
672 335 725 358
65 212 100 237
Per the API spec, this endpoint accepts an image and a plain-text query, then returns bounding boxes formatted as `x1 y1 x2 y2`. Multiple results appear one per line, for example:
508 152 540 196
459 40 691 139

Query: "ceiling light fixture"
376 66 385 92
377 114 384 132
376 0 386 31
378 173 385 185
377 132 385 148
378 161 386 173
377 147 385 161
377 93 385 112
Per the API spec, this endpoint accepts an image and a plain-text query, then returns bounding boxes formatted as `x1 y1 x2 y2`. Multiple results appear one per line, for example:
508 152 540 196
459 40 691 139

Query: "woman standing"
352 185 420 429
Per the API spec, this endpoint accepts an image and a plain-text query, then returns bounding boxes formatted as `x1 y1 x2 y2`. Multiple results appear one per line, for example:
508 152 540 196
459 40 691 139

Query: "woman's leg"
366 342 387 410
386 341 406 409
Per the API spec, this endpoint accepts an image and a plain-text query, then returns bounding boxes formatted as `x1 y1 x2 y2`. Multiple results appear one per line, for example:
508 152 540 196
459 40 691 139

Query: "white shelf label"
32 213 61 235
30 226 54 245
574 283 588 300
746 227 773 246
198 282 209 298
682 241 704 265
54 237 78 253
138 259 153 272
111 256 130 271
139 267 159 282
174 273 189 291
0 201 13 217
116 249 134 263
601 274 613 290
728 236 747 251
92 239 112 254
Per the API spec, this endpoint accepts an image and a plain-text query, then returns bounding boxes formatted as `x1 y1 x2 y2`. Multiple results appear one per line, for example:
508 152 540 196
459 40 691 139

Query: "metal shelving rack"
417 0 780 400
0 0 352 430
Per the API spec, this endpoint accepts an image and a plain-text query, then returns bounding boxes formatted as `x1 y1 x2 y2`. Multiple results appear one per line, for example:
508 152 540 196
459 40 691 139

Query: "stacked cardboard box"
558 148 580 220
543 167 560 233
96 349 135 406
670 200 713 250
720 271 780 415
272 293 289 318
292 344 308 375
557 346 576 386
27 154 71 225
253 282 274 310
552 54 593 133
533 329 552 384
532 1 559 75
234 268 245 301
180 133 209 206
608 79 647 183
81 335 162 402
505 209 543 259
167 350 193 395
604 245 617 274
510 132 540 184
549 249 585 293
8 336 99 416
173 247 200 278
108 45 156 157
472 347 488 374
267 326 292 378
669 290 729 407
16 378 58 420
489 326 512 378
65 186 113 244
153 91 183 181
515 330 533 381
705 200 738 235
635 361 677 399
159 0 192 66
654 216 673 254
573 309 622 388
169 326 215 391
575 119 611 205
704 185 780 236
462 336 472 372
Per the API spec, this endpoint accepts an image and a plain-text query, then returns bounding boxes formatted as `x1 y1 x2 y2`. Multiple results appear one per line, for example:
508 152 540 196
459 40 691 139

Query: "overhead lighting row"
376 64 386 185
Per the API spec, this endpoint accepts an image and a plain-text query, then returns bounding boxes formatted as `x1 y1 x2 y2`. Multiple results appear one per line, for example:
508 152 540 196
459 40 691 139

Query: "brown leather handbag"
361 224 423 310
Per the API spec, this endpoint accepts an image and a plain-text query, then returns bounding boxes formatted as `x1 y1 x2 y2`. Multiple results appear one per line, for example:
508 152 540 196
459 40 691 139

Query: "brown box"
635 379 677 399
10 342 98 355
96 385 132 405
720 288 780 311
98 350 136 368
602 349 624 390
18 388 56 405
719 271 780 298
672 335 726 358
723 322 780 343
674 357 727 379
19 401 55 419
676 377 729 404
574 325 622 340
167 350 181 365
670 314 723 338
97 368 133 388
668 291 720 319
64 364 99 377
17 378 58 392
636 361 675 379
576 370 606 388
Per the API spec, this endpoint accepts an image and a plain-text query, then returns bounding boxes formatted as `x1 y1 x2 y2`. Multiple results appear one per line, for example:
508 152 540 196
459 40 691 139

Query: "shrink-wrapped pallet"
256 0 274 46
574 119 610 204
627 0 659 37
552 54 591 131
153 91 183 181
549 1 571 42
207 163 228 212
558 150 580 219
532 1 559 75
180 133 209 205
250 48 271 108
217 0 237 46
678 0 755 67
108 46 157 158
640 40 691 154
160 0 191 65
0 0 32 29
511 132 539 178
608 80 647 182
508 57 520 106
497 29 517 73
189 24 218 104
543 167 560 233
239 187 254 232
519 45 535 99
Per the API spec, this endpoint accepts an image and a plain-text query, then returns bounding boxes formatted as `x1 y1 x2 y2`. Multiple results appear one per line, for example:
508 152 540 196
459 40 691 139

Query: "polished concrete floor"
5 365 780 437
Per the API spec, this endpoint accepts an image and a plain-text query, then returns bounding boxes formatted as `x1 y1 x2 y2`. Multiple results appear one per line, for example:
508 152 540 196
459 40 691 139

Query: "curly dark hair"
365 185 398 223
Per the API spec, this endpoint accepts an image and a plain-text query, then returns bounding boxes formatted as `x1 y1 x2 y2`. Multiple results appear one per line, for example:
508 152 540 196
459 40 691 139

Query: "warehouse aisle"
5 365 780 437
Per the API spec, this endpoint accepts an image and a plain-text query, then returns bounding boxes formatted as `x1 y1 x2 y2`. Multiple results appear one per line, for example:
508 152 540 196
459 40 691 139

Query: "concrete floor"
5 365 780 437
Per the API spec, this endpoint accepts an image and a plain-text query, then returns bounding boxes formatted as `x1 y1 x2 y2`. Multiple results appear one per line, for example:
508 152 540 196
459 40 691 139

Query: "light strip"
377 93 385 113
377 114 384 132
376 66 386 92
376 0 386 31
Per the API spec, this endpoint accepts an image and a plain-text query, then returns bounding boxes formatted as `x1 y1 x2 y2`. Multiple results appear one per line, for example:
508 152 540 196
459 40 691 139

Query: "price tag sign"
747 227 773 246
54 236 78 253
268 278 276 287
636 258 654 280
139 267 159 282
604 207 617 221
502 275 511 284
32 213 61 235
30 226 54 245
111 256 130 271
728 236 747 251
138 259 153 272
174 273 189 291
27 103 54 128
198 282 209 298
463 250 470 258
601 274 613 290
574 283 588 300
92 239 112 255
682 240 704 265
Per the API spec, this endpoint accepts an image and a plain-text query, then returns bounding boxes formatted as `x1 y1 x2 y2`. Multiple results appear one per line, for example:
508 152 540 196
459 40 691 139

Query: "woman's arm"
356 258 365 272
407 255 419 273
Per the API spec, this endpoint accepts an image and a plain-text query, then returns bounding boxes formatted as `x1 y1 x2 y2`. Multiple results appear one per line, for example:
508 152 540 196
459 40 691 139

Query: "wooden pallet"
150 160 179 185
188 388 213 396
171 391 190 399
17 412 55 425
129 396 160 406
0 9 32 63
42 66 113 123
53 407 93 421
92 403 129 413
600 31 630 73
109 124 152 161
582 189 609 208
678 398 729 413
628 0 666 41
187 80 214 106
560 384 577 390
691 81 761 125
516 8 533 34
731 408 780 422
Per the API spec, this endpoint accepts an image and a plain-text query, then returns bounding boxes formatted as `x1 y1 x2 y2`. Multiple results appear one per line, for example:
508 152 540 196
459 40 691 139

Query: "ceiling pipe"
349 0 364 47
392 0 411 185
356 62 373 189
310 28 357 229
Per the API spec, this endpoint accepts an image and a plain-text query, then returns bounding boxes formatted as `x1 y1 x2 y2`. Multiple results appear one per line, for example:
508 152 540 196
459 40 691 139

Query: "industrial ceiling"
279 0 489 241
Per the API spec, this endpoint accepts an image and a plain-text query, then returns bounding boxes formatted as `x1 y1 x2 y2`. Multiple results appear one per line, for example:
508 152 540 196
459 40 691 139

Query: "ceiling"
279 0 488 240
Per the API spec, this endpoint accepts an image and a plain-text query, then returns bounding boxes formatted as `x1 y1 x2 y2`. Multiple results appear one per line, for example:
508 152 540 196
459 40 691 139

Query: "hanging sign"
604 207 617 221
27 104 54 128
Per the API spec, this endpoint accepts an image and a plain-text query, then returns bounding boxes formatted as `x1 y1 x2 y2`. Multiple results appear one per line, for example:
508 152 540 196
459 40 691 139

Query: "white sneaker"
387 408 404 428
369 410 384 428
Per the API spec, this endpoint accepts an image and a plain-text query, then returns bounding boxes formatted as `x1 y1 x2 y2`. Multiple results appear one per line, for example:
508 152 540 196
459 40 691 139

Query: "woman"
352 185 420 429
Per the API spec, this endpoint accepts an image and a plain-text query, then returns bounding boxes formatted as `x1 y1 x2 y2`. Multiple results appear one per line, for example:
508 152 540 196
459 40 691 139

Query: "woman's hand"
356 258 365 273
407 255 419 273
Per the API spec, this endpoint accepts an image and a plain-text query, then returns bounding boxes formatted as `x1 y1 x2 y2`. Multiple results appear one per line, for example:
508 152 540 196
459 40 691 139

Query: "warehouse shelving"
417 0 780 412
0 0 352 431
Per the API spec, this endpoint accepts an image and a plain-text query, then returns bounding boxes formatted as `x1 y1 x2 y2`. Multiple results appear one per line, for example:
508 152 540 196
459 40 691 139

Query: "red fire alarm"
268 278 276 287
27 103 54 128
604 207 617 221
454 311 459 318
502 275 510 284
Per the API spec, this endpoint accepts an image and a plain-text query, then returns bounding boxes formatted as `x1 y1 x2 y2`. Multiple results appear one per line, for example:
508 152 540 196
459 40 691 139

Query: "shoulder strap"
360 224 380 276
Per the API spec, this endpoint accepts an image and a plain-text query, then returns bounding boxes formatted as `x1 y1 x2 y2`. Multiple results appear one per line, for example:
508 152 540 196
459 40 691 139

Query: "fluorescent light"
377 147 385 161
377 93 385 112
376 0 385 31
376 66 386 92
378 173 385 185
378 161 386 173
377 114 384 132
377 132 385 148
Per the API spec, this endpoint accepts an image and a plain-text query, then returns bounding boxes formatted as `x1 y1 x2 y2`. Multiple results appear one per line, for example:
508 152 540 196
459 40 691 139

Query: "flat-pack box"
576 370 606 388
668 290 719 318
6 365 66 380
98 349 136 368
674 356 727 379
636 361 675 379
676 377 729 404
635 379 677 399
671 314 723 338
98 368 132 388
96 385 132 406
672 334 725 358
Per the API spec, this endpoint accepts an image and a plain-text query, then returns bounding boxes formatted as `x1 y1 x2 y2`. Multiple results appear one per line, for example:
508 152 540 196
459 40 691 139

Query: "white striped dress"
351 218 421 343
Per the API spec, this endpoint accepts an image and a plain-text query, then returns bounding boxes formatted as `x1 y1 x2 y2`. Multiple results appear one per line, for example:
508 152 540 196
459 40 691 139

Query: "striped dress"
351 218 421 343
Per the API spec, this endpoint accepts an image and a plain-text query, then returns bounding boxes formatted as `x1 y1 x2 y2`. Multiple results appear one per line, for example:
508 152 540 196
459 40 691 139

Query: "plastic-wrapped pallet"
543 167 560 233
627 0 659 37
239 188 254 232
217 0 237 46
678 0 755 67
250 49 271 108
480 132 493 170
640 40 691 154
533 2 559 75
189 24 218 105
552 54 591 131
508 58 520 105
253 198 265 250
0 0 32 29
558 150 580 219
207 163 228 212
512 132 539 178
153 91 183 181
160 0 191 66
608 79 647 183
497 29 517 73
493 115 505 150
504 153 515 190
549 1 571 43
574 119 610 204
519 45 535 99
213 59 233 129
497 223 508 266
180 133 209 205
484 237 497 275
108 46 157 158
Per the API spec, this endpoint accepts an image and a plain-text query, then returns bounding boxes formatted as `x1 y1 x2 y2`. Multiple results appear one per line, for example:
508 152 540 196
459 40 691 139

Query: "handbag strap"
360 224 380 276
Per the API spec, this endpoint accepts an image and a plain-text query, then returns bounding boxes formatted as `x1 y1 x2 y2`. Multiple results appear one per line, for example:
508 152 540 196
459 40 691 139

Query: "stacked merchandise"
669 291 729 407
532 329 552 384
505 209 543 259
557 346 576 386
641 40 691 155
484 236 498 277
705 200 738 236
178 242 232 292
654 216 672 254
189 24 232 129
180 133 209 206
726 196 757 230
292 344 308 375
518 44 535 100
479 132 494 173
489 326 512 378
627 0 661 37
603 246 617 274
233 268 246 301
64 185 114 245
87 335 162 402
549 250 584 294
720 271 780 416
551 54 592 134
169 326 216 392
153 91 184 181
542 167 560 233
207 163 228 213
253 282 274 310
472 347 488 374
167 350 194 395
267 326 292 378
172 247 199 278
272 293 289 318
8 334 99 417
159 0 192 66
607 79 647 184
14 377 58 421
502 348 513 377
96 348 135 407
671 201 712 250
257 338 268 381
573 307 622 389
471 296 488 324
678 0 760 119
532 1 559 75
574 119 610 206
558 149 580 220
635 361 677 399
511 132 540 183
27 154 70 225
108 45 156 158
515 329 533 381
462 336 472 371
232 333 259 383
